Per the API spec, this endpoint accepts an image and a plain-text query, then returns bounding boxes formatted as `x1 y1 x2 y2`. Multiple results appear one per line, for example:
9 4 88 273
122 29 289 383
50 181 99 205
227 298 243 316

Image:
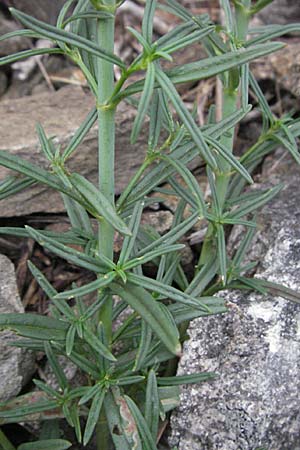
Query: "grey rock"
0 254 35 402
258 0 300 25
0 11 30 56
3 1 67 24
170 157 300 450
0 85 148 216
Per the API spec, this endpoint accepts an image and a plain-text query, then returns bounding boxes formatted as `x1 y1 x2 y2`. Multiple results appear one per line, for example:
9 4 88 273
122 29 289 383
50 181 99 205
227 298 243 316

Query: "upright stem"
97 5 115 343
215 2 250 208
96 5 116 450
199 2 250 265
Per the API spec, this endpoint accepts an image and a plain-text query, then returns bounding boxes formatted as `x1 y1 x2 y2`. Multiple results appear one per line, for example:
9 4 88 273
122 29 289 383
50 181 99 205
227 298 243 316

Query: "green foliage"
0 0 300 448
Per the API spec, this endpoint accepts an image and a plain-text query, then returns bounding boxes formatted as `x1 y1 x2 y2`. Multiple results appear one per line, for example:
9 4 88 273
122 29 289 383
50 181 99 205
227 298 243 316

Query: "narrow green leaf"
124 108 251 208
271 133 300 165
145 370 159 441
70 173 131 236
83 326 116 362
63 11 114 27
53 343 99 379
158 385 180 413
118 376 145 386
162 155 207 213
66 324 76 356
250 0 274 14
0 313 68 341
205 136 253 184
169 299 227 324
155 67 217 169
0 28 38 42
26 226 106 273
131 62 155 144
123 244 185 270
44 342 68 390
10 8 125 68
168 177 197 208
259 279 300 305
232 227 256 269
124 396 157 450
33 379 60 399
166 42 284 85
0 429 16 450
133 320 152 371
249 71 273 124
127 26 152 54
62 107 97 161
142 0 157 43
79 384 102 406
118 43 284 100
28 261 76 321
155 20 197 49
241 63 249 111
216 224 227 286
165 0 192 20
119 201 145 265
220 0 233 32
247 24 300 46
82 293 108 320
137 211 199 256
36 123 55 161
62 195 93 235
56 0 77 29
186 257 219 297
0 401 58 419
0 48 63 66
160 26 214 54
207 167 221 215
0 151 61 190
0 226 86 245
0 176 35 200
148 90 162 150
54 272 116 300
208 106 252 140
158 89 174 132
221 217 256 227
83 388 105 446
128 273 210 312
157 372 216 386
111 282 181 356
228 184 282 219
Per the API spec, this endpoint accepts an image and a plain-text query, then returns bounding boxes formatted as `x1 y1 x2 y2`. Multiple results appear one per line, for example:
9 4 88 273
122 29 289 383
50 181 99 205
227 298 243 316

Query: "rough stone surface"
0 11 30 57
2 1 67 24
0 86 148 216
258 0 300 25
0 254 35 402
170 156 300 450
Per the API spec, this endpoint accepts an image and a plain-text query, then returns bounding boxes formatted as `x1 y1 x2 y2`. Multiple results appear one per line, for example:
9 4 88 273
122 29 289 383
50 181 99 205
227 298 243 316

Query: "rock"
0 86 148 216
0 254 35 402
170 156 300 450
258 0 300 25
0 11 30 56
3 1 67 24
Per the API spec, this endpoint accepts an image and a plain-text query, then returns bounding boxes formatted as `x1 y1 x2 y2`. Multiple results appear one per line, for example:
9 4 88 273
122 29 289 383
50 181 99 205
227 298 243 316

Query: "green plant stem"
199 2 250 266
96 4 115 353
215 88 238 207
95 7 116 450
